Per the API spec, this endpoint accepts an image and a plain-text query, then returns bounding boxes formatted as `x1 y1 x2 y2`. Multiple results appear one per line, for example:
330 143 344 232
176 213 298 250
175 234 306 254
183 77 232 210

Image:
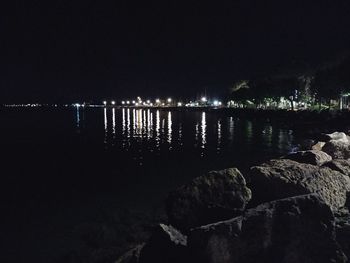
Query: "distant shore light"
111 101 115 105
103 101 107 105
201 97 207 102
167 98 172 103
213 100 221 106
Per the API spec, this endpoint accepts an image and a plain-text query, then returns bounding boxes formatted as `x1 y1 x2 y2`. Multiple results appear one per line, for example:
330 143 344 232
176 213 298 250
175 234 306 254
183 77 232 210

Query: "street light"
103 101 107 105
111 101 115 105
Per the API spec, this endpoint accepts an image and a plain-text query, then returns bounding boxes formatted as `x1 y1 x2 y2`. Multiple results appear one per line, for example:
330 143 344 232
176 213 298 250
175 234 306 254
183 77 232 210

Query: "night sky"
1 0 350 103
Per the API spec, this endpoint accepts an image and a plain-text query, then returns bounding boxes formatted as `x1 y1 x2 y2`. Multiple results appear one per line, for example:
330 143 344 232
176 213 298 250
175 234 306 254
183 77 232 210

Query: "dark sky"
1 0 350 102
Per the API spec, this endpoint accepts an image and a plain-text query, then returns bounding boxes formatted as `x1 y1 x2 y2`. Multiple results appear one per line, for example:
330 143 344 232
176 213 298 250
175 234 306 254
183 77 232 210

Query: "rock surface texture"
189 194 347 263
324 159 350 177
166 168 252 231
249 159 349 210
321 133 350 159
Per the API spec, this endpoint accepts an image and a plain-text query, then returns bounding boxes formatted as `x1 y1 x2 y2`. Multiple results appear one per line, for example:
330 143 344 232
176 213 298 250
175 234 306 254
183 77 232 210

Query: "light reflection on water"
81 108 294 159
104 108 108 145
76 106 80 129
167 112 172 147
217 119 221 151
112 108 116 140
201 112 206 148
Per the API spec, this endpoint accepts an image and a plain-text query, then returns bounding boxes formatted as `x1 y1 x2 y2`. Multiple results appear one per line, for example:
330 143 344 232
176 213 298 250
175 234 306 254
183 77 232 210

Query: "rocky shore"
116 131 350 263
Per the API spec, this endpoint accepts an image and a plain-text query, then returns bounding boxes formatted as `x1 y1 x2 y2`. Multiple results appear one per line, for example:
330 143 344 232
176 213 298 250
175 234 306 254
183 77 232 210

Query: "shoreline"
114 131 350 263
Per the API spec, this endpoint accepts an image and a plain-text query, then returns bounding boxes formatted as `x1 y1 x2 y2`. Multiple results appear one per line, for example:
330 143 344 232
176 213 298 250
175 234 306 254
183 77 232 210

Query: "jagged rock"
323 139 350 159
312 141 326 151
115 244 145 263
249 159 349 210
139 224 188 263
284 150 332 166
189 194 347 263
166 168 252 232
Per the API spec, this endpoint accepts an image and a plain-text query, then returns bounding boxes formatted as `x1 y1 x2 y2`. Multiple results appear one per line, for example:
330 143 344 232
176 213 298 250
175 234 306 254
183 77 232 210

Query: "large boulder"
323 139 350 159
249 159 349 210
166 168 252 231
138 224 188 263
188 194 347 263
284 150 332 166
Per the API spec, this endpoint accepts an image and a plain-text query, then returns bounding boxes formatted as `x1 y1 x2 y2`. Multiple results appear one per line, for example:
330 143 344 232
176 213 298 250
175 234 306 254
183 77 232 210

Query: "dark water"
0 107 296 262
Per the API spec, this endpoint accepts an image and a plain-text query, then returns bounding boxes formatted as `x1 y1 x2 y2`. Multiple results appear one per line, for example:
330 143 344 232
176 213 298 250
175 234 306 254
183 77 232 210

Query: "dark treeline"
229 55 350 110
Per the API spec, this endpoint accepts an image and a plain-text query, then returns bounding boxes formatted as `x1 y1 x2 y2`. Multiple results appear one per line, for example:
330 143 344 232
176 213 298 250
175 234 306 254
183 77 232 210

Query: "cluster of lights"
4 103 43 108
102 96 223 108
119 97 174 107
213 100 222 106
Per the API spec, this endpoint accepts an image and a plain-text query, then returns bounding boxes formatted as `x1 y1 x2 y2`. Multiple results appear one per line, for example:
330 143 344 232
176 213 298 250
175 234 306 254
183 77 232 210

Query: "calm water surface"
1 107 296 262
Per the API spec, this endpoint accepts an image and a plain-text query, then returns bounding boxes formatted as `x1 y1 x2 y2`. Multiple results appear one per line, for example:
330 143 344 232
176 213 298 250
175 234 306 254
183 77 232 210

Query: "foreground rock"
166 168 251 231
249 159 349 210
285 150 332 165
138 224 187 263
189 194 347 263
